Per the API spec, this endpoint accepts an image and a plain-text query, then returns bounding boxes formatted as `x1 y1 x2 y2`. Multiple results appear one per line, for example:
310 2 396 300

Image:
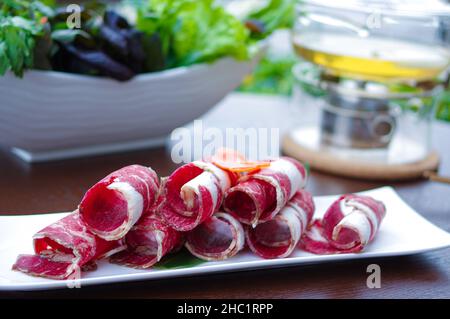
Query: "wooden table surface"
1 122 449 299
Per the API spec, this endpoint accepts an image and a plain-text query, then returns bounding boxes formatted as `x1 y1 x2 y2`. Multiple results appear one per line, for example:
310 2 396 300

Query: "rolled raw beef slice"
12 212 125 280
185 212 244 261
158 161 236 231
79 165 159 241
224 157 307 226
110 215 182 269
246 190 315 259
301 194 386 254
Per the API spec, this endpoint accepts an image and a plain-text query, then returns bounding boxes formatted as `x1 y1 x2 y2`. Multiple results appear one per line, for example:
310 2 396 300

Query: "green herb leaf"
0 0 53 76
153 248 205 270
136 0 250 67
246 0 297 39
0 18 38 76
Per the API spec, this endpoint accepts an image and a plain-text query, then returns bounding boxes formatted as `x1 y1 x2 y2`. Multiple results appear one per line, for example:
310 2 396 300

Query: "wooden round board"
282 133 440 181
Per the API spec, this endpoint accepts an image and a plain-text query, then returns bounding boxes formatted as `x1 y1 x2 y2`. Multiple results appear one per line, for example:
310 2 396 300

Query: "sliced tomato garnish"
213 148 247 162
211 148 271 173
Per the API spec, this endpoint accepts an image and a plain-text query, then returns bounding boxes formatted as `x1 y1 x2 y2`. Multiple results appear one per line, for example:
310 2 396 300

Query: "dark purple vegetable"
104 10 130 30
67 45 134 81
98 11 165 74
54 43 134 81
52 44 101 76
124 29 147 73
99 25 129 57
48 8 165 81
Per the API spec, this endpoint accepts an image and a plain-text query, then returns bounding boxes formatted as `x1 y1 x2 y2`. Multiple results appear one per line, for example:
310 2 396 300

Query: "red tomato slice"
211 148 271 173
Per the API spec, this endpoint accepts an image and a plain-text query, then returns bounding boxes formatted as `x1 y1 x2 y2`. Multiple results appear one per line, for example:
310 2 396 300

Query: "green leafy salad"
0 0 292 81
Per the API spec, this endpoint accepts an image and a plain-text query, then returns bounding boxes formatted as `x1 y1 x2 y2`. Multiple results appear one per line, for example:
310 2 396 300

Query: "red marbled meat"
109 214 182 268
158 161 237 231
12 212 125 280
246 190 315 259
224 157 307 226
79 165 159 241
301 194 386 254
185 212 244 261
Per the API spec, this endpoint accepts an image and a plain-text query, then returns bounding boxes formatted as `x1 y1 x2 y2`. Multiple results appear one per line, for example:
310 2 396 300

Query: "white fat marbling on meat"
154 230 164 262
134 230 165 268
180 171 218 211
268 159 304 197
98 242 126 259
250 174 284 225
287 201 309 232
342 199 379 234
185 213 244 261
281 207 302 240
107 181 144 236
193 161 231 192
145 167 159 192
216 212 245 253
308 224 328 243
33 213 97 259
278 208 302 257
333 211 372 246
131 174 150 208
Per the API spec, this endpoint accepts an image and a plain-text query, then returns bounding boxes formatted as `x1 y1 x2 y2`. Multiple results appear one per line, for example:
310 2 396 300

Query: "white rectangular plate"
1 187 450 291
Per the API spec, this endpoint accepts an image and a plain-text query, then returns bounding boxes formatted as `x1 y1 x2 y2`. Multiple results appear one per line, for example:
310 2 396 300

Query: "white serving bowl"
0 57 256 162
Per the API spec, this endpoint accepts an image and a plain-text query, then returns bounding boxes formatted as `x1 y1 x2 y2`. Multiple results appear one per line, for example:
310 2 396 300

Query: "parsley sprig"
0 0 53 76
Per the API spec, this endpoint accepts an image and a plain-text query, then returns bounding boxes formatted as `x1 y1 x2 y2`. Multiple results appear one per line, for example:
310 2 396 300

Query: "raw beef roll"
158 161 236 231
246 190 315 259
224 157 307 226
301 194 386 254
12 212 125 280
185 212 244 261
79 165 159 241
110 214 182 269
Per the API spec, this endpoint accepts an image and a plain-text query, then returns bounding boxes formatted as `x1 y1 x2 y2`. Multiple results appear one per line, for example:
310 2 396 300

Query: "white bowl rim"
17 56 245 84
11 41 267 84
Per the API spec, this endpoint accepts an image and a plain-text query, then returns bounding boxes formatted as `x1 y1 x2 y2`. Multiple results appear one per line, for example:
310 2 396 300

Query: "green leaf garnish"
153 248 205 270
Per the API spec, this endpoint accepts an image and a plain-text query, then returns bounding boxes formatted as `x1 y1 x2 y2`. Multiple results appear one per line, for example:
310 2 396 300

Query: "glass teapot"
290 0 450 164
292 0 450 83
